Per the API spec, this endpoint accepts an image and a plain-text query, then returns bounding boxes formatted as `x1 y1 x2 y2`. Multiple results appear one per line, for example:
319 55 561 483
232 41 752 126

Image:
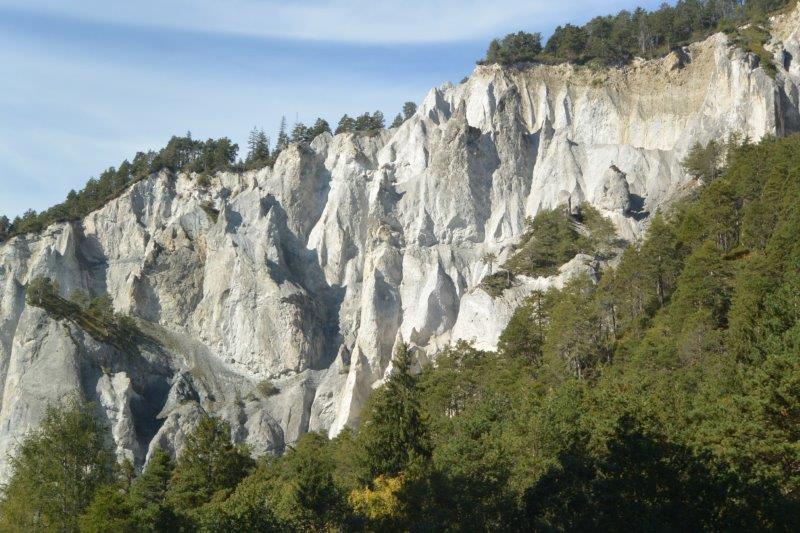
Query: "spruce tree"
245 127 270 169
356 343 430 482
370 110 385 130
391 113 404 128
128 447 180 530
275 116 290 153
166 415 254 511
402 101 417 120
335 114 356 134
309 118 331 138
291 122 312 144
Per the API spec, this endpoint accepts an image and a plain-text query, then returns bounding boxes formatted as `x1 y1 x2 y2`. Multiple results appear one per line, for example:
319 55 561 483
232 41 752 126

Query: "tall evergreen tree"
370 110 385 130
356 343 431 482
335 114 356 134
275 116 290 153
166 415 254 511
245 127 270 169
309 118 332 138
0 215 10 240
291 122 312 144
402 101 417 120
391 113 404 128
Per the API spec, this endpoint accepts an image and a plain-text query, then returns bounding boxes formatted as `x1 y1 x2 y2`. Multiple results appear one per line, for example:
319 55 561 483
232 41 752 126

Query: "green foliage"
355 343 431 482
335 110 385 134
335 114 356 134
25 278 142 348
275 116 289 154
6 133 800 531
127 448 180 531
245 127 271 170
391 113 404 128
480 0 792 67
730 23 778 76
482 32 543 65
0 399 114 532
78 486 136 533
0 215 9 241
25 275 60 308
503 203 615 279
504 209 583 277
498 289 551 363
290 122 312 144
683 139 726 182
166 415 255 512
478 270 514 297
402 101 417 120
288 118 333 146
3 132 239 240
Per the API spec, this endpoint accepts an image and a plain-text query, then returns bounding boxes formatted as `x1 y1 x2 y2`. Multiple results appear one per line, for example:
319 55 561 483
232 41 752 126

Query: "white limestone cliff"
0 5 798 477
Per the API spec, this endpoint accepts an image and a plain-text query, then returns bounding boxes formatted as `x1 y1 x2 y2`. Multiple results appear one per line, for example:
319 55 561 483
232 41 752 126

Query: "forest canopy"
480 0 794 66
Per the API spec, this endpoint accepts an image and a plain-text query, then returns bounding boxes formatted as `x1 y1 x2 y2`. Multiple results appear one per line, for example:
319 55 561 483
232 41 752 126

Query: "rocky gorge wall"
0 5 798 477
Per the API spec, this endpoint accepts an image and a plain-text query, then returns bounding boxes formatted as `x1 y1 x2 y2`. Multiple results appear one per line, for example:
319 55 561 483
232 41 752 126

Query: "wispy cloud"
0 0 656 43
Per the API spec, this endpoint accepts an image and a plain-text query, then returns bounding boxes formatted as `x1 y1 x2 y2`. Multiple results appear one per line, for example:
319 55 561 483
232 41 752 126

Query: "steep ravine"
0 6 798 477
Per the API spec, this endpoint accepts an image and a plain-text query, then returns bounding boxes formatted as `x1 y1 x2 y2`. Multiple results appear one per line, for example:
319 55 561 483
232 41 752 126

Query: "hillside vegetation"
481 0 793 66
0 101 418 243
3 132 799 530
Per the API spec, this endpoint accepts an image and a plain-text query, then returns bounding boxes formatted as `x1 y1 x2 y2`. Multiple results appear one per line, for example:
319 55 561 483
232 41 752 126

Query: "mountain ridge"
0 2 799 479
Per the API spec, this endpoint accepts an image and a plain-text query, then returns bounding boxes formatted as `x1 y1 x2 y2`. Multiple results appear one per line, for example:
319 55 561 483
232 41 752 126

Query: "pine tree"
1 214 11 240
245 128 270 170
370 110 385 130
353 112 372 132
356 343 430 482
391 113 404 128
275 116 290 153
335 114 356 135
79 486 135 533
166 415 254 511
484 39 503 63
498 290 550 363
128 447 180 530
682 140 724 183
291 122 312 144
309 118 332 139
402 102 417 120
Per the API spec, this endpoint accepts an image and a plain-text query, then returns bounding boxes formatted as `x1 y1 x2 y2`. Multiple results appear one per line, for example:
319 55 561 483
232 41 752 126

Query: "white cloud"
0 0 652 43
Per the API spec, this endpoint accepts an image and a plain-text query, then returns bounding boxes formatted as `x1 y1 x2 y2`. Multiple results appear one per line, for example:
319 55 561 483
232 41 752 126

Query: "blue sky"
0 0 663 219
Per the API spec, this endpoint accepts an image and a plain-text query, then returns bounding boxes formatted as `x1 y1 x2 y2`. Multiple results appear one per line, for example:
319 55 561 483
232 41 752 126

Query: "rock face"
0 7 799 477
595 166 631 214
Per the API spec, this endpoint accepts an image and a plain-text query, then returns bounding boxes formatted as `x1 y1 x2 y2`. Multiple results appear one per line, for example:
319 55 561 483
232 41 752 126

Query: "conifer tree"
370 110 385 130
402 101 417 120
291 122 312 144
309 118 332 138
335 114 356 134
166 415 254 511
0 215 9 240
275 116 290 153
356 343 430 482
245 127 270 169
